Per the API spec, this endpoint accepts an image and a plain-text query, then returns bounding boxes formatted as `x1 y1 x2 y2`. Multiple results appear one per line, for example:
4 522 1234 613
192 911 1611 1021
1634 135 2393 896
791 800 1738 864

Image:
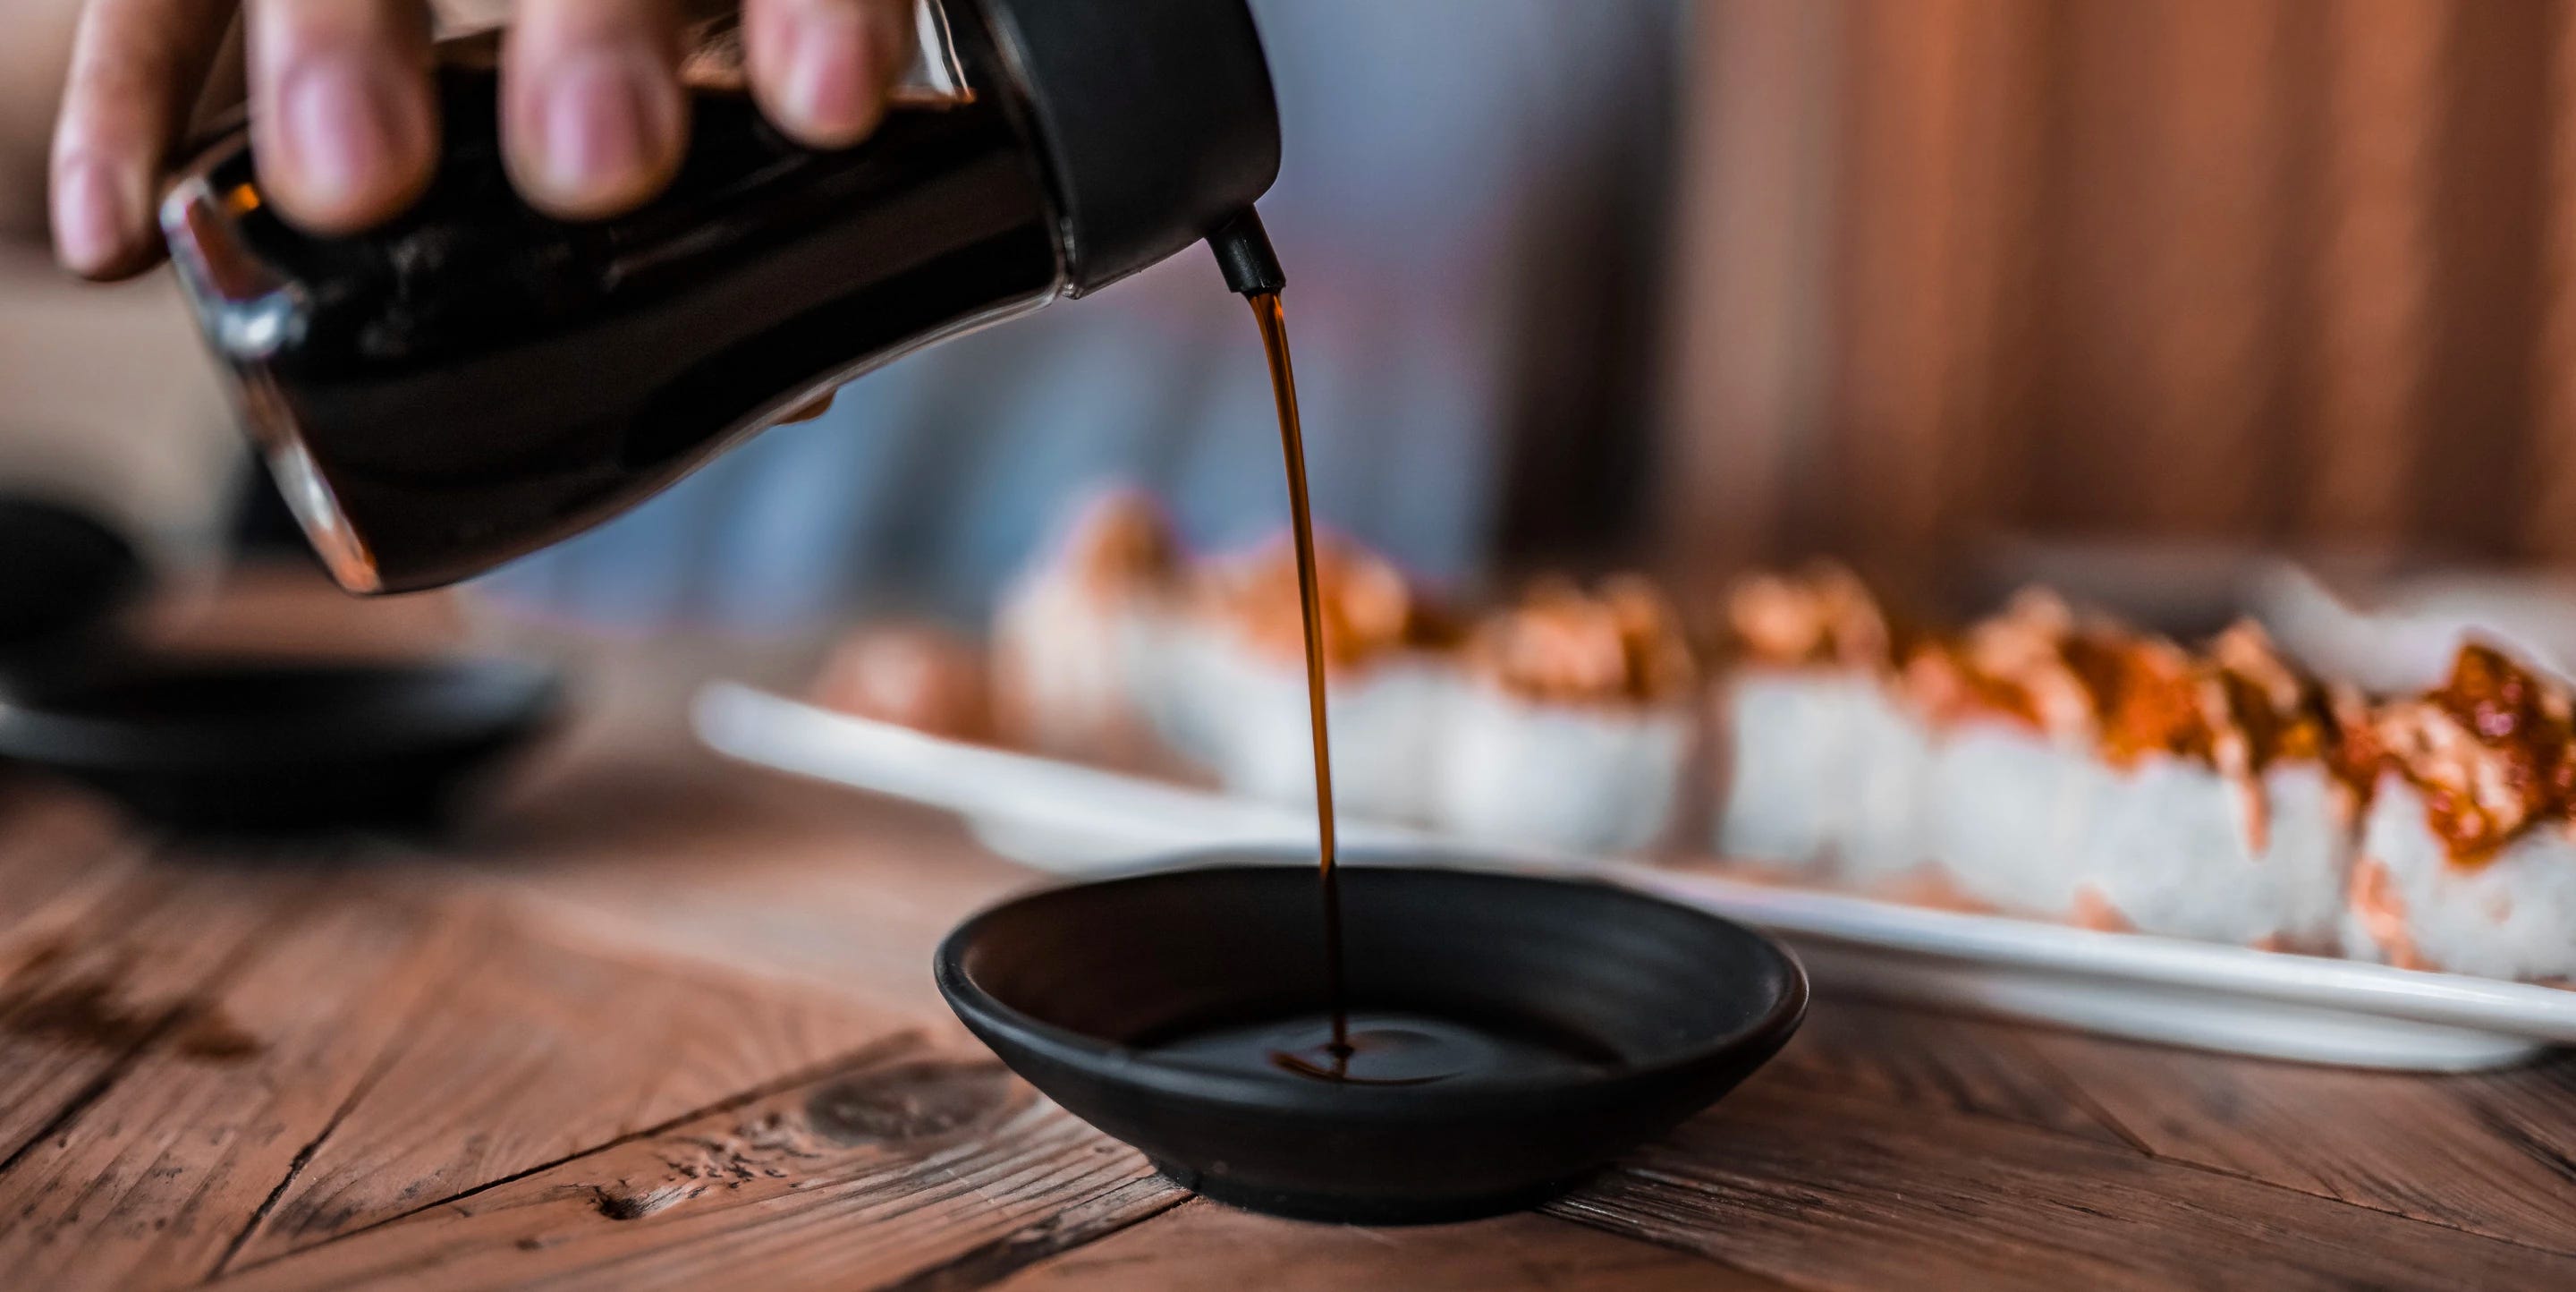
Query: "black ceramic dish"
0 657 562 833
936 861 1808 1224
0 497 146 678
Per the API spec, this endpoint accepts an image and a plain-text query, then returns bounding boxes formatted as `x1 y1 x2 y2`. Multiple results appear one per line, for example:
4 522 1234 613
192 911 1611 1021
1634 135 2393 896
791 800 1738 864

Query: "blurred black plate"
0 497 146 674
0 656 563 834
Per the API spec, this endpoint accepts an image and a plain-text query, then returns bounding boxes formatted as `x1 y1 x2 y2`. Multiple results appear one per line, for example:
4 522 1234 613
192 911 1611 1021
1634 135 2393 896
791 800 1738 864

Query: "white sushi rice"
2343 776 2576 982
1921 722 2104 918
987 489 1186 764
1431 686 1693 854
1118 608 1225 768
1716 666 2354 947
1835 680 1938 885
2082 761 2351 948
1715 671 1859 874
1716 668 1931 884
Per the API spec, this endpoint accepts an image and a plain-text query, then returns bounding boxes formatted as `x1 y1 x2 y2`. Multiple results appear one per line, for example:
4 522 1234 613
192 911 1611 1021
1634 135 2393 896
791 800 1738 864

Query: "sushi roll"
2062 621 2357 948
1156 530 1461 825
814 622 993 743
2343 642 2576 982
989 487 1184 765
1431 575 1699 853
1714 565 1934 886
1904 597 2358 946
1898 591 2107 917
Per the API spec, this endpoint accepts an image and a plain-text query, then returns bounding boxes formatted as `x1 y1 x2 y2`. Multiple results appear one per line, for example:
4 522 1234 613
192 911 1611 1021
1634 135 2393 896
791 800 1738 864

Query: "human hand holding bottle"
47 0 916 279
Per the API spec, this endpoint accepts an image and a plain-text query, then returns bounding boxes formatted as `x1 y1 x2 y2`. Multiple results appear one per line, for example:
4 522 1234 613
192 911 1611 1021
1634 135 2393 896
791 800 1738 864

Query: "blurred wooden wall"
1657 0 2576 599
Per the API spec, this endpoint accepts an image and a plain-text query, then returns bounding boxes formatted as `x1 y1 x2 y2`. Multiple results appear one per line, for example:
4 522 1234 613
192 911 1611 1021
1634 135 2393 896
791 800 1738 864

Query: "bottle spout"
1208 208 1286 297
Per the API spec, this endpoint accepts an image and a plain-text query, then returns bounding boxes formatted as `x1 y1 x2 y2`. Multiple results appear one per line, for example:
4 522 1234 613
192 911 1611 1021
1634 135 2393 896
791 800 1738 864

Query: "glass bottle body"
164 25 1063 593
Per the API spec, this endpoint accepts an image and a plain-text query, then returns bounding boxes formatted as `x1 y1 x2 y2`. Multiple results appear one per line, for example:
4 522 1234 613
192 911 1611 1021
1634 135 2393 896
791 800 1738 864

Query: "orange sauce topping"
1725 564 1894 670
1470 576 1696 706
1201 531 1455 673
2370 642 2576 864
1058 490 1182 597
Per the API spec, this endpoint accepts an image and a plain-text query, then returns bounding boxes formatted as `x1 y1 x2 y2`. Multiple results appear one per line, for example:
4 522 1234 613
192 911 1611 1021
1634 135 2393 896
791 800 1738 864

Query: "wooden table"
4 577 2574 1290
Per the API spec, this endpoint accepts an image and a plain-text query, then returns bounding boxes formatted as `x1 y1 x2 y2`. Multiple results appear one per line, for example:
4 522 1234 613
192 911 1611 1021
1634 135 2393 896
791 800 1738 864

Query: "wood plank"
227 904 924 1267
990 1199 1787 1292
216 1037 1182 1291
451 743 1035 1017
1760 997 2130 1147
1545 1083 2575 1291
0 880 462 1292
0 785 141 947
0 864 295 1171
2459 1056 2576 1209
133 566 471 661
2022 1029 2576 1255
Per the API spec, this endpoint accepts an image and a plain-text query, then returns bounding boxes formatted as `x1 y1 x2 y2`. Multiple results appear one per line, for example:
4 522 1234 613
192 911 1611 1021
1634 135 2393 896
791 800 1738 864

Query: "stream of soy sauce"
1245 289 1352 1077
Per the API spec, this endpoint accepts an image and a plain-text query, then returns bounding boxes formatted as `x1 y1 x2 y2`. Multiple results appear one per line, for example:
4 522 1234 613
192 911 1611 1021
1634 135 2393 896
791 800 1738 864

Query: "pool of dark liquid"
1140 1010 1627 1087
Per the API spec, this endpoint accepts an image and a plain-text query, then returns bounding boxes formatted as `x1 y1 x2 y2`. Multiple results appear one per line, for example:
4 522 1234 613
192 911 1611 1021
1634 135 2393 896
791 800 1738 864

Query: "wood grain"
2026 1030 2576 1255
1547 1083 2576 1291
452 742 1035 1016
226 902 920 1267
991 1200 1786 1292
0 786 138 950
1758 997 2129 1147
0 881 461 1292
216 1037 1181 1292
0 863 299 1174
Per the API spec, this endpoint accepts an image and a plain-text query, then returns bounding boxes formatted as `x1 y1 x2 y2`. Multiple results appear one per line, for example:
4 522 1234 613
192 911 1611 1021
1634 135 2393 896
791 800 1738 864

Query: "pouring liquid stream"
1246 289 1352 1079
1139 251 1634 1089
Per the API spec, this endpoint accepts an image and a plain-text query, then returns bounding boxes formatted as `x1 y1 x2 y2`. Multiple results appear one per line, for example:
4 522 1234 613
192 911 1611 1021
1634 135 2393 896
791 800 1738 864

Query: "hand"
49 0 916 280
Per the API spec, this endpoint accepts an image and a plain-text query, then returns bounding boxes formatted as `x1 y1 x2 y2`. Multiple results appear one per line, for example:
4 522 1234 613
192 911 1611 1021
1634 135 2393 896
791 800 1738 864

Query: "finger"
504 0 688 220
742 0 913 149
246 0 439 235
51 0 238 278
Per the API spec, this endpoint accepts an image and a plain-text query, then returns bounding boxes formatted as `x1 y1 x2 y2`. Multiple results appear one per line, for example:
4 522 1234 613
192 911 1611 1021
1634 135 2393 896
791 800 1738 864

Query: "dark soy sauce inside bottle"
165 21 1062 594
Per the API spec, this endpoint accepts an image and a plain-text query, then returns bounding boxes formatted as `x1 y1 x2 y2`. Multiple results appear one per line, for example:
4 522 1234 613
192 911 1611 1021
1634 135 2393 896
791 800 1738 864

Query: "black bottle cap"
979 0 1283 296
1208 208 1285 296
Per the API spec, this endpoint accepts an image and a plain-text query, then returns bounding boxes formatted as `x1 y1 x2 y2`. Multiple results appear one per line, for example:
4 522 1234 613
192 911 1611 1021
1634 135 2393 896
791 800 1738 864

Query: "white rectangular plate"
694 682 2576 1071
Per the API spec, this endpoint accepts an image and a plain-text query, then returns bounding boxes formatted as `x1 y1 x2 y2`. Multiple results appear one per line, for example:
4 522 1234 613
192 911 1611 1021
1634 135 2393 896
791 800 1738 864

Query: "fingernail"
784 11 884 144
51 157 132 275
536 54 659 199
279 59 401 214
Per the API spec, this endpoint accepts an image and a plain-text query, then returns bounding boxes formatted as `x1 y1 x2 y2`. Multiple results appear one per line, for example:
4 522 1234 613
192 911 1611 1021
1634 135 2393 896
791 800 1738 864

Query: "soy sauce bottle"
161 0 1280 593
